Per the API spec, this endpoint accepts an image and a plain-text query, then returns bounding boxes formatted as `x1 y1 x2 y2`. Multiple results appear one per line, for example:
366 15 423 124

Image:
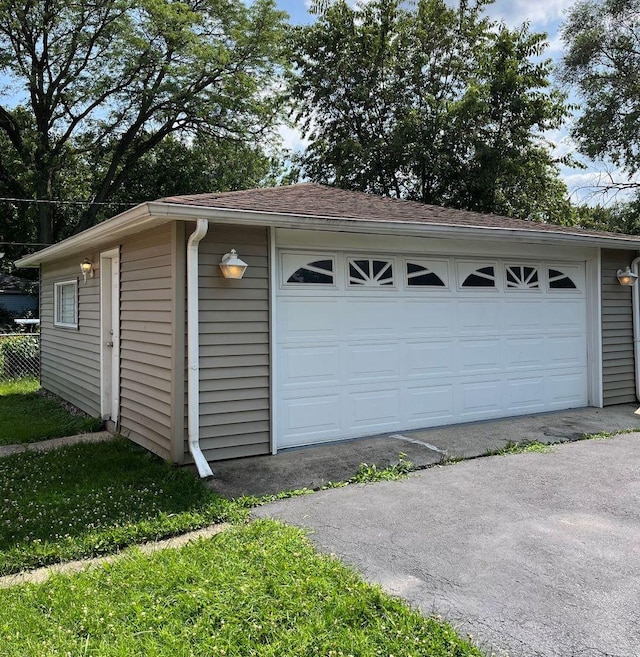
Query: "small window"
54 280 78 328
407 262 446 287
505 265 539 290
287 259 334 284
348 258 394 286
462 266 496 288
548 268 577 290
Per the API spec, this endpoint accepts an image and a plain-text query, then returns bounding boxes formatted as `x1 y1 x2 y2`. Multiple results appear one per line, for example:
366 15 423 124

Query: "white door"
276 252 588 449
100 249 120 422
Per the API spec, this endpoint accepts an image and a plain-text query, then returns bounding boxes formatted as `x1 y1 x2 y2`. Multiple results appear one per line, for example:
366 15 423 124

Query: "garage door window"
348 258 394 287
287 259 334 284
505 265 539 290
282 253 336 286
548 268 577 290
406 262 446 287
461 265 496 288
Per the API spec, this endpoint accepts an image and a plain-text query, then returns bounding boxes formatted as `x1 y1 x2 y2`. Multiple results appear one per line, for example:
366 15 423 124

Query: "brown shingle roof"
160 183 640 241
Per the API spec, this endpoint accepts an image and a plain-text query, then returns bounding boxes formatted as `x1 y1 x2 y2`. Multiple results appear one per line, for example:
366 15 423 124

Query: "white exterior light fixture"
617 267 638 286
80 258 94 283
219 249 248 279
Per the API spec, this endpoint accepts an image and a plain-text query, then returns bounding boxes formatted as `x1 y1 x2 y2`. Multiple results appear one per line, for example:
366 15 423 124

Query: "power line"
0 196 142 206
0 241 50 246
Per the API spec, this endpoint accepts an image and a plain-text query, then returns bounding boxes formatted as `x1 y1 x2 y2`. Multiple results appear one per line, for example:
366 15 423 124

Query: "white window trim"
503 263 542 293
54 279 78 329
280 250 337 289
346 255 397 289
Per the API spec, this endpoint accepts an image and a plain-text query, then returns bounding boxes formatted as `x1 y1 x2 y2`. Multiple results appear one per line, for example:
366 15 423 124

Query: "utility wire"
0 196 142 206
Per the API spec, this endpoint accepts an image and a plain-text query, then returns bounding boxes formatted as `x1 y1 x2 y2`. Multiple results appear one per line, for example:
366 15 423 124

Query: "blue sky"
276 0 632 205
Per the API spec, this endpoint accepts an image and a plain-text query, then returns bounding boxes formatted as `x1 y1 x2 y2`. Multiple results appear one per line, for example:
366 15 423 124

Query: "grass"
0 439 245 576
486 428 640 457
0 521 482 657
0 378 103 445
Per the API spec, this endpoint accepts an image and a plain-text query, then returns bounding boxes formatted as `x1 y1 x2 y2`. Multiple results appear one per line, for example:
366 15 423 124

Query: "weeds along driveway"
254 433 640 657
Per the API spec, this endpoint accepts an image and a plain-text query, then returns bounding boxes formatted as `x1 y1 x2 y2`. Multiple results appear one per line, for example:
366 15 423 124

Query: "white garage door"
276 252 588 449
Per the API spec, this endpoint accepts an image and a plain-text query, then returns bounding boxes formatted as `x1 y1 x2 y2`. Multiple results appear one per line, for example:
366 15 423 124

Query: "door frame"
100 248 120 422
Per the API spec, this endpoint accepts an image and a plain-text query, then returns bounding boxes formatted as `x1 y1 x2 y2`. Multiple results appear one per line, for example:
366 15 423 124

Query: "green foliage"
0 385 103 445
0 439 244 575
562 0 640 177
0 0 290 243
490 440 552 455
290 0 572 221
0 521 483 656
350 455 413 483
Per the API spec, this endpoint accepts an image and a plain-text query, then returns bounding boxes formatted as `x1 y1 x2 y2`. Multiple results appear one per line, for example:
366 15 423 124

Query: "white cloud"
278 124 307 152
486 0 574 28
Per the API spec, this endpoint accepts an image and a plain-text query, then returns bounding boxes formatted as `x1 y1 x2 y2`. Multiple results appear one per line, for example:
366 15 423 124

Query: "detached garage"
16 184 640 475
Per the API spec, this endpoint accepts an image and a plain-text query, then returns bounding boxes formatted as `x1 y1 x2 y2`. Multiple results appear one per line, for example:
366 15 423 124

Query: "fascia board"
15 204 163 267
16 198 640 269
148 201 640 250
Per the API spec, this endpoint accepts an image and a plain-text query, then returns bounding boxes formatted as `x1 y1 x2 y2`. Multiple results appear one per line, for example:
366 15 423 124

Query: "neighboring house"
15 184 640 475
0 273 38 316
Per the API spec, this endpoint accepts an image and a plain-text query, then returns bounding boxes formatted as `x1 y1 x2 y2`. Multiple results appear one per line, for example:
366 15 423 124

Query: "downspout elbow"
187 219 214 478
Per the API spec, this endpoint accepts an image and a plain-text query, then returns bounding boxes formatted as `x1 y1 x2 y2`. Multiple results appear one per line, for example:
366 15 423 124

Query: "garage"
276 250 588 449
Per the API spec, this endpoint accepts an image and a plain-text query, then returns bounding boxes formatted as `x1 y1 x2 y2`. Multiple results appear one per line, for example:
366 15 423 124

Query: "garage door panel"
502 300 545 332
545 300 587 332
405 384 455 424
547 336 587 367
459 379 503 417
404 300 453 336
505 337 546 370
281 395 342 446
505 376 546 412
457 300 501 335
280 346 341 389
406 341 454 376
344 300 399 338
346 388 402 432
279 298 340 342
346 343 401 383
458 339 502 374
546 372 588 406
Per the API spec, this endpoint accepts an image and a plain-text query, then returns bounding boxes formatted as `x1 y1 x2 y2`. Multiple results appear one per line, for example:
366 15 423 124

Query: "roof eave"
15 203 161 267
15 199 640 268
148 201 640 250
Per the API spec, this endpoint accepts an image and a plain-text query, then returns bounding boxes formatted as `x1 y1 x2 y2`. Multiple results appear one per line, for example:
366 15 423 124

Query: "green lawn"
0 378 103 445
0 521 482 657
0 439 243 575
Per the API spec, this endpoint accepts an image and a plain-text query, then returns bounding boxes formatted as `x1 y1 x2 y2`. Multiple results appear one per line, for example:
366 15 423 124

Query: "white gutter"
147 202 640 250
16 200 640 269
186 219 213 478
631 257 640 402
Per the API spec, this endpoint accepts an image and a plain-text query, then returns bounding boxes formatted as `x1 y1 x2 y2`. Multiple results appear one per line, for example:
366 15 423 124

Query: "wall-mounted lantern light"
219 249 248 279
617 267 638 286
80 258 94 283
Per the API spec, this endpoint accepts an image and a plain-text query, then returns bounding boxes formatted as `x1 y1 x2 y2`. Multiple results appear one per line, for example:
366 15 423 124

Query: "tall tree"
0 0 288 244
290 0 572 221
561 0 640 182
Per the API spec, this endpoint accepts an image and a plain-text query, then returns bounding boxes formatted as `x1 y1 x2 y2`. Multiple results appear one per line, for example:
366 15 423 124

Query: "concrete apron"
207 404 640 498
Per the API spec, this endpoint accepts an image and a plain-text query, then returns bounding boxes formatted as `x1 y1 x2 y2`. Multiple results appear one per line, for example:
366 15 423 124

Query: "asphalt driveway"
254 433 640 657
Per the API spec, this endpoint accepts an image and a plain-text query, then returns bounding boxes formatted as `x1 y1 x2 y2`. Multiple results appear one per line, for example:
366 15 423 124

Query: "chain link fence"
0 333 40 382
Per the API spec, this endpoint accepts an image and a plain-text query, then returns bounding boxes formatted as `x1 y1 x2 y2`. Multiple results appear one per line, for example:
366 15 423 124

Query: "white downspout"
632 256 640 402
187 219 214 478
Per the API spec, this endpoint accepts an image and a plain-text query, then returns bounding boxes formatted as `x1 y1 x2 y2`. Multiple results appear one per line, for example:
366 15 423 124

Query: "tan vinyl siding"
119 226 174 459
186 224 270 463
40 260 101 416
601 249 637 405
